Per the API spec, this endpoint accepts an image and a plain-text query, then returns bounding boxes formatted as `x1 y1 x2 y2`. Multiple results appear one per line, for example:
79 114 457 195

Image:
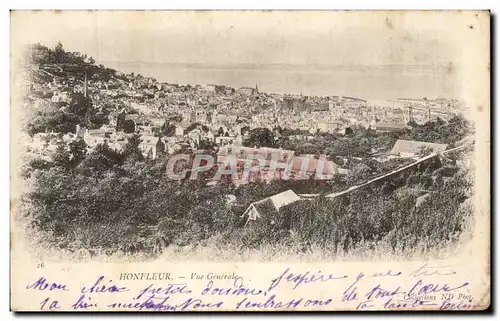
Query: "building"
125 114 147 131
83 129 106 147
139 135 164 159
237 87 256 96
241 190 301 226
224 146 295 164
175 125 184 137
187 129 202 148
167 141 192 155
215 136 237 146
389 140 448 158
342 96 367 111
205 84 217 92
216 146 296 183
282 97 306 111
290 155 340 179
374 122 409 133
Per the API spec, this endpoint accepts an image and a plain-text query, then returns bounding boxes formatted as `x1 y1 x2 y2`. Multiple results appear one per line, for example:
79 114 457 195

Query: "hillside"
17 42 475 260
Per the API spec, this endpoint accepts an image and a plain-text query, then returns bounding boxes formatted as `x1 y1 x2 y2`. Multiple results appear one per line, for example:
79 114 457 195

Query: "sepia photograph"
9 10 490 312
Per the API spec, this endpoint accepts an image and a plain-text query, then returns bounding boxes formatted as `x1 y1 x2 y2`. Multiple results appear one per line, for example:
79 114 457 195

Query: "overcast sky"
10 10 480 67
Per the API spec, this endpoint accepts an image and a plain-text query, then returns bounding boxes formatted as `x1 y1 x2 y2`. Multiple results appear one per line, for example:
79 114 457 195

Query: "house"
389 140 448 158
227 146 295 164
205 130 215 142
291 155 340 179
224 87 234 95
205 84 217 92
342 96 368 110
216 136 237 146
237 87 256 96
84 129 106 147
137 125 154 135
139 135 164 159
374 122 409 133
167 141 192 155
175 125 184 136
312 102 330 112
108 140 128 153
125 114 146 124
149 118 166 128
187 129 203 148
241 190 301 226
62 133 78 143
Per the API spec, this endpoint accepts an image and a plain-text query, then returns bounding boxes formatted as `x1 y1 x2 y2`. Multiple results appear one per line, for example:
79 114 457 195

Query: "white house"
389 140 448 159
139 135 163 159
241 190 301 226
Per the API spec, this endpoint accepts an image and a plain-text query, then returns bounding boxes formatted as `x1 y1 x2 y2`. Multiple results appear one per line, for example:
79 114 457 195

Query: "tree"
78 142 122 172
123 119 136 134
53 143 71 168
161 122 176 137
54 42 64 62
68 92 89 117
185 123 202 133
198 139 216 151
123 134 144 162
241 126 250 136
68 138 87 167
243 128 276 148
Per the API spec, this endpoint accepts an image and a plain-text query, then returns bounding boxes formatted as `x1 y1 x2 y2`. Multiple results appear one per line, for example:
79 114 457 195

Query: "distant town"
17 42 473 257
21 42 465 186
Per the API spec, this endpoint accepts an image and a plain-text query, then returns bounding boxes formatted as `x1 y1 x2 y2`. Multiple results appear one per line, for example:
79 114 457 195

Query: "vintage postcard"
10 10 490 311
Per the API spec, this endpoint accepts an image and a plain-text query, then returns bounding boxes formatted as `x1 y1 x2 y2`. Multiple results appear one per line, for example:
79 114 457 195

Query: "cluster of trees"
27 42 122 82
26 92 101 135
27 42 93 66
23 134 239 254
243 114 471 159
238 155 471 253
22 124 471 257
24 43 127 135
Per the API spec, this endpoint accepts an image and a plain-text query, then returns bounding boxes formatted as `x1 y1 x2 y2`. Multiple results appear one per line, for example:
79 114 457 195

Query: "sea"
103 62 460 101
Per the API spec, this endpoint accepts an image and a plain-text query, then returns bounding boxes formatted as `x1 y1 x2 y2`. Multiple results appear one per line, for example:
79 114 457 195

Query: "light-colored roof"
242 190 301 222
140 135 159 145
390 140 448 155
375 123 408 131
267 190 301 210
87 129 106 136
291 156 339 175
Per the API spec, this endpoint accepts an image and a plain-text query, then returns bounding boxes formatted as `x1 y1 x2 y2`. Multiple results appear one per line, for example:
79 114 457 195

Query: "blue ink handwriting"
81 275 129 294
39 297 62 310
365 284 403 301
202 277 265 296
371 269 402 277
136 283 191 300
341 272 364 302
268 267 348 292
71 294 97 310
27 277 69 292
409 263 456 278
407 279 469 297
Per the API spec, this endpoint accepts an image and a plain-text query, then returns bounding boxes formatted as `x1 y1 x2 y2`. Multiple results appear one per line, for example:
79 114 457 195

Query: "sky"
10 10 479 67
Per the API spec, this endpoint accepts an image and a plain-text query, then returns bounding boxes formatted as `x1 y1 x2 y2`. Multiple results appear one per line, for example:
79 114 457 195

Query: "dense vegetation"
21 120 473 257
245 115 471 158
